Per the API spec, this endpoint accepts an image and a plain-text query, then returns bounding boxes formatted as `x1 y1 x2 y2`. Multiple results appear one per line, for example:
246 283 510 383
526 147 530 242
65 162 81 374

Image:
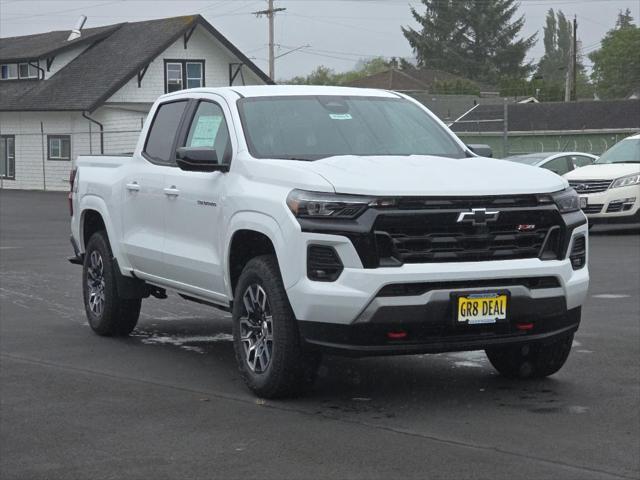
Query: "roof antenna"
67 15 87 41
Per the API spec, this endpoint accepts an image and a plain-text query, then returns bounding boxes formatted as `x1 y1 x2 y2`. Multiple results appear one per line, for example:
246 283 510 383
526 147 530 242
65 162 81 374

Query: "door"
163 99 233 300
121 99 189 278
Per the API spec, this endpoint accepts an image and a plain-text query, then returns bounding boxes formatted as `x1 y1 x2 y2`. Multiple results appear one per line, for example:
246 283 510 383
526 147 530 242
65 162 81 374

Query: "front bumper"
287 220 588 356
580 184 640 223
299 308 581 356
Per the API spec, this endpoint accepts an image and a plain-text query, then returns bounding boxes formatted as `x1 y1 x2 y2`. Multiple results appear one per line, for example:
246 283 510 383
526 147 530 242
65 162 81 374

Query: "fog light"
569 235 586 270
307 245 343 281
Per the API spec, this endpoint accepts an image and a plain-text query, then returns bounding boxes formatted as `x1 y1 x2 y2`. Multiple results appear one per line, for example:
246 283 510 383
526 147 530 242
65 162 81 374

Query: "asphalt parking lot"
1 189 639 480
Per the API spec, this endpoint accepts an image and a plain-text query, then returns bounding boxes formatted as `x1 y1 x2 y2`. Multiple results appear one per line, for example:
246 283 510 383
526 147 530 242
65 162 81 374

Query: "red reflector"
387 330 407 340
516 322 534 331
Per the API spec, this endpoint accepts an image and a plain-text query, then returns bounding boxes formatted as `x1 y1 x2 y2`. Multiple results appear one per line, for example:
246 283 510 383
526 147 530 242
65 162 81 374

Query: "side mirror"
467 144 493 158
176 147 229 172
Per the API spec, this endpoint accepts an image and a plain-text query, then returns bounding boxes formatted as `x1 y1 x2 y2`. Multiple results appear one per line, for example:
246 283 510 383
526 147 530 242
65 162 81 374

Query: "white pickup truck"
70 86 589 398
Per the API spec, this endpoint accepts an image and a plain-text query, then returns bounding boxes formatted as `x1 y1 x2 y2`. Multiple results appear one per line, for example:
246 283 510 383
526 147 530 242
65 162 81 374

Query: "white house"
0 15 272 190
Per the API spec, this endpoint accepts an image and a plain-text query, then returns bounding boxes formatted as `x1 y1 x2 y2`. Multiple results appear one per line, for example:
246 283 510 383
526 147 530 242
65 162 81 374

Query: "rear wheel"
485 332 574 379
232 255 320 398
83 231 141 336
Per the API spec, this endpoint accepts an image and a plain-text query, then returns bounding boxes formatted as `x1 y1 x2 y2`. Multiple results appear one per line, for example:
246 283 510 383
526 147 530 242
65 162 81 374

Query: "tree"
589 12 640 99
616 8 634 29
535 9 592 99
402 0 536 84
283 57 393 86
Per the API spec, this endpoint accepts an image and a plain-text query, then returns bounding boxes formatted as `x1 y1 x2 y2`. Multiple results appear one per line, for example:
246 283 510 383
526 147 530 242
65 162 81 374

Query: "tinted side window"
572 155 595 167
543 157 572 175
144 101 188 164
185 102 232 164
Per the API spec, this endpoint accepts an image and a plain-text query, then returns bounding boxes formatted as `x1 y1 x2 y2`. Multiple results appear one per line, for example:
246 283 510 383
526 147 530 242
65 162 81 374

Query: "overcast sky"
1 0 639 80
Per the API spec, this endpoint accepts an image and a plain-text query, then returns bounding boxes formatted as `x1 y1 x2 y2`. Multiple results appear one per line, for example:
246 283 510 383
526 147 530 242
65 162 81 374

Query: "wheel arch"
224 211 296 298
78 195 126 271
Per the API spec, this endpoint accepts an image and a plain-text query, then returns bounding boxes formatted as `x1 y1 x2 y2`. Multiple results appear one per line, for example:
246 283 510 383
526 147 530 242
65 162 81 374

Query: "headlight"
551 188 580 213
611 174 640 189
286 189 374 218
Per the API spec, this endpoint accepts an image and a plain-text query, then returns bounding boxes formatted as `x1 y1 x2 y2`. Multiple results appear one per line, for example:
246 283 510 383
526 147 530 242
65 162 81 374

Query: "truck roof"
162 85 401 100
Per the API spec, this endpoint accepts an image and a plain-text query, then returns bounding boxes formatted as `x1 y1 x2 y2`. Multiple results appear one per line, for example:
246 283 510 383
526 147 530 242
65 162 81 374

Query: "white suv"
565 134 640 224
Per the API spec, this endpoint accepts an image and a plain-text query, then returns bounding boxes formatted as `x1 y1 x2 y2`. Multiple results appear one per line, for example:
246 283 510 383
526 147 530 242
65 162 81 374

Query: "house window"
47 135 71 161
164 60 205 93
18 62 39 79
1 64 18 80
166 62 183 93
186 62 203 89
1 135 15 179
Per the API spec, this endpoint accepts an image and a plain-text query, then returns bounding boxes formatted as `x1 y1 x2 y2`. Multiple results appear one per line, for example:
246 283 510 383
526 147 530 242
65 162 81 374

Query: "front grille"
568 179 612 194
583 204 604 214
373 207 563 264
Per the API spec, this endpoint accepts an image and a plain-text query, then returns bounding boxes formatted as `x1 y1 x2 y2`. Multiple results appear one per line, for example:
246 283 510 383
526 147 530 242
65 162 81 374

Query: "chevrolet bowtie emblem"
457 208 500 225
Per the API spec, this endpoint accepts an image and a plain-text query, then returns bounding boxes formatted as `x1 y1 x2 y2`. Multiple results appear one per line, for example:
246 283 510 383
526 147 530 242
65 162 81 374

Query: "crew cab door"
162 98 233 301
121 99 189 278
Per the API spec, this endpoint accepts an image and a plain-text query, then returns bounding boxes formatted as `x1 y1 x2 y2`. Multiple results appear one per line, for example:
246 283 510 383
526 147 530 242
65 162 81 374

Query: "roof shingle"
0 15 272 112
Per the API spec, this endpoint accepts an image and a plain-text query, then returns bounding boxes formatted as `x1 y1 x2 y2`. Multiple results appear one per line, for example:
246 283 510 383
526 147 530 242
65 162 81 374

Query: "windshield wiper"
277 156 315 161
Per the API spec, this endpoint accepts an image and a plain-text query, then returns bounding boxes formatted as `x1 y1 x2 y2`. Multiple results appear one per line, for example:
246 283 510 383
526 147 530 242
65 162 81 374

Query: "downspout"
40 122 46 190
82 111 103 154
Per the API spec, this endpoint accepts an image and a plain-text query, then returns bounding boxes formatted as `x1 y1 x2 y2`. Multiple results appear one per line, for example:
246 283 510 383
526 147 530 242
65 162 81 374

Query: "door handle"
126 182 140 192
164 186 180 197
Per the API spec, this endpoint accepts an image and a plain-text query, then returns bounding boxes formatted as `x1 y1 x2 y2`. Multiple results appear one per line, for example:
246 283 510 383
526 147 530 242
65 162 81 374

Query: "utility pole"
571 15 578 101
253 0 286 81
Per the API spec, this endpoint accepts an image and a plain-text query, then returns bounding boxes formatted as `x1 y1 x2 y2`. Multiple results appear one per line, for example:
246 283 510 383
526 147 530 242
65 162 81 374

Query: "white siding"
107 25 264 104
92 106 147 155
0 111 99 191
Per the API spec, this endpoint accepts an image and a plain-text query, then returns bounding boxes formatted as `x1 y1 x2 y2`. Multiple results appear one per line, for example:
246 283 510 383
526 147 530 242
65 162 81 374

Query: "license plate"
457 293 508 324
580 196 588 209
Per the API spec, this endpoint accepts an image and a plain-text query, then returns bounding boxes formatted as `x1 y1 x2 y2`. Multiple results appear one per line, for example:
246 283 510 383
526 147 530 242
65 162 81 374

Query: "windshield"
596 138 640 164
505 154 548 165
237 95 466 160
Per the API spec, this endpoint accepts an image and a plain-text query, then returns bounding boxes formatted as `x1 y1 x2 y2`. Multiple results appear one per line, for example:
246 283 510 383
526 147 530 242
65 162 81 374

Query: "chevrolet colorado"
69 86 589 398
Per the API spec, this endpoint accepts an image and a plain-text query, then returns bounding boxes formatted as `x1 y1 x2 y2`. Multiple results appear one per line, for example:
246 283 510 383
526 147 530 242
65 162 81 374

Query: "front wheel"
83 231 141 336
485 332 574 379
232 255 320 398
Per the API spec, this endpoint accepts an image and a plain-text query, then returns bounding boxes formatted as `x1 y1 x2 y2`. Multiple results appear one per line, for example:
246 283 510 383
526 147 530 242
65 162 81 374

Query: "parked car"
69 86 589 398
565 134 640 224
505 152 597 176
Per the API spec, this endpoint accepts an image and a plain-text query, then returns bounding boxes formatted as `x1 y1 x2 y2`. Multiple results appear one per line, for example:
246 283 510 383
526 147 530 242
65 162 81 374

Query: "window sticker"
190 115 222 147
329 113 352 120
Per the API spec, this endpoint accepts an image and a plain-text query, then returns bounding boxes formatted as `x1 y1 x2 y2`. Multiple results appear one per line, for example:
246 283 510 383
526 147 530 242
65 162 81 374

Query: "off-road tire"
83 231 141 336
485 332 574 379
232 255 321 398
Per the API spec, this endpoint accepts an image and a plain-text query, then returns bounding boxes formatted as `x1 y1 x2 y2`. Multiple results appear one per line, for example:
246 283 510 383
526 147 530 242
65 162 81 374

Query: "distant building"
345 66 503 122
0 15 271 190
450 100 640 158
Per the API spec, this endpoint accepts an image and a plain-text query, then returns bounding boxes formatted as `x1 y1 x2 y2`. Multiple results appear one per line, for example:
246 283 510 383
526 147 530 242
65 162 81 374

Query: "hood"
565 163 640 181
302 155 567 196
